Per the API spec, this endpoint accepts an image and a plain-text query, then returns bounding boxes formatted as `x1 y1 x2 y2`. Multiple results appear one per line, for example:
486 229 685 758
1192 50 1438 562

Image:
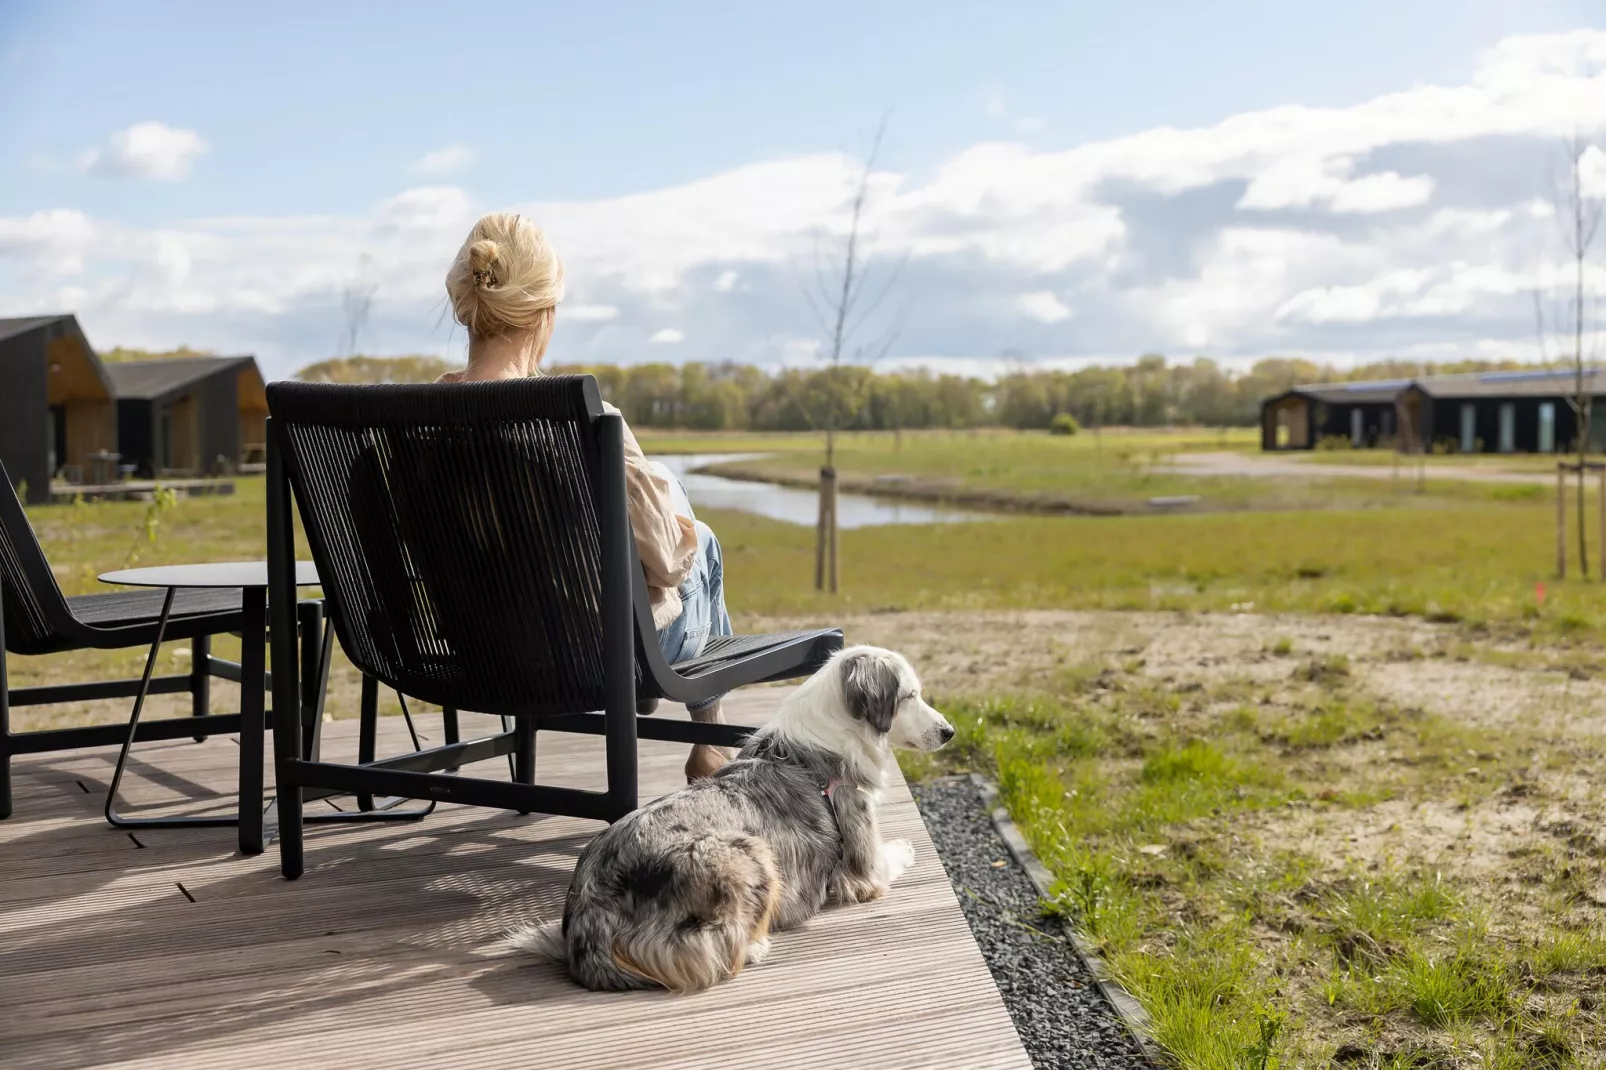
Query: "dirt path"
1159 450 1549 484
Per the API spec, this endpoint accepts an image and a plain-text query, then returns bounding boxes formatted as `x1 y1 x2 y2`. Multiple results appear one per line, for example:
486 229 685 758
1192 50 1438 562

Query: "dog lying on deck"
514 645 955 992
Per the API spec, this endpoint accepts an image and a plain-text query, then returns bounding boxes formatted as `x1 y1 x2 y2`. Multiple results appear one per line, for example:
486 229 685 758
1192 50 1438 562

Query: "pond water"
650 454 988 528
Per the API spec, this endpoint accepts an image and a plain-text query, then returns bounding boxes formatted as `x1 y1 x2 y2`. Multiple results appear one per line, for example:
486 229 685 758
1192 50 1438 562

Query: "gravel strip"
912 778 1152 1070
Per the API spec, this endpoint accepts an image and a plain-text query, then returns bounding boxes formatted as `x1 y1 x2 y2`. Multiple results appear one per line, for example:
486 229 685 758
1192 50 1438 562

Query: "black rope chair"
265 375 842 880
0 459 271 820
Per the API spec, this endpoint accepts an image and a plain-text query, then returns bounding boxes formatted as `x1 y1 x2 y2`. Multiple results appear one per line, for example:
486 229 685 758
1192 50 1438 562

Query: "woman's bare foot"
685 699 733 782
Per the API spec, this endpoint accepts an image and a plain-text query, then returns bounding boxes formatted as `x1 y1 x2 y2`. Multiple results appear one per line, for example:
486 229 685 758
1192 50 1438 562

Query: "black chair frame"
265 376 841 879
0 461 429 838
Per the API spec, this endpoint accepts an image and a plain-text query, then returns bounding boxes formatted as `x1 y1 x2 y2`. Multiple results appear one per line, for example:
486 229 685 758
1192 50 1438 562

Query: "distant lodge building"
1262 368 1606 454
0 315 118 502
106 356 268 478
0 313 265 502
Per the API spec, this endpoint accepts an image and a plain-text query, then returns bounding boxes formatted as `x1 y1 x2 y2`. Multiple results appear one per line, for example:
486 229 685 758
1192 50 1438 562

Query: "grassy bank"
889 619 1606 1068
642 427 1551 514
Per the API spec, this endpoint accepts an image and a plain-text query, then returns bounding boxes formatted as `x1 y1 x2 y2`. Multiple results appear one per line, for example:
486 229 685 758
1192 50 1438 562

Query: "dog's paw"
834 875 889 904
745 936 772 967
879 838 916 881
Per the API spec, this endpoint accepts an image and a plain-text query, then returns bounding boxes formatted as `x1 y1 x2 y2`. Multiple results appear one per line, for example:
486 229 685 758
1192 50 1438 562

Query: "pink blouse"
604 402 699 629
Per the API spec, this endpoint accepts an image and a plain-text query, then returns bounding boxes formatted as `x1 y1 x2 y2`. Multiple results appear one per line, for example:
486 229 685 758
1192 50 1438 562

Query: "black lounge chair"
265 375 842 879
0 459 268 821
1 461 432 839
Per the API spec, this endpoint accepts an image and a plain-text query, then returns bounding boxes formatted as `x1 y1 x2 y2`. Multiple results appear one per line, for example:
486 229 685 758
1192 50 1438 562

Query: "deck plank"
0 693 1029 1070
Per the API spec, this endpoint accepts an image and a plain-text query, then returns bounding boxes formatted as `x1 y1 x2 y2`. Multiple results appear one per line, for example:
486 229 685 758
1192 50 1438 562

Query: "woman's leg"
642 462 696 715
646 463 736 779
680 520 735 780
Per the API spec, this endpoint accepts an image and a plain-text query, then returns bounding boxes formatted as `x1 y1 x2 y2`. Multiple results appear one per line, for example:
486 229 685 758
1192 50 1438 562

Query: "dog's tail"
506 919 566 961
523 833 783 993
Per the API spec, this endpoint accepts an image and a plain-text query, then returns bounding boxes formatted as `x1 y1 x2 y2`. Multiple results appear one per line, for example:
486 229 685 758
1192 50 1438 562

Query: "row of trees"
291 352 1530 431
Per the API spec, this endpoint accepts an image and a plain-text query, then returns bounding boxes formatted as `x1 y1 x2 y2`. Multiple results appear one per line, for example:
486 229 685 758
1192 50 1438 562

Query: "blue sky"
0 1 1602 377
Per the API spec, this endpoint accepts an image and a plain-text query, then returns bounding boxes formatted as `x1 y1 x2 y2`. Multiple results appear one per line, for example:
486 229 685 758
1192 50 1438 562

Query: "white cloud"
1422 207 1512 236
375 185 476 232
1015 291 1073 323
1329 171 1436 213
6 30 1606 376
1237 156 1434 213
410 145 475 175
649 327 685 344
81 122 208 181
0 209 97 275
1583 144 1606 199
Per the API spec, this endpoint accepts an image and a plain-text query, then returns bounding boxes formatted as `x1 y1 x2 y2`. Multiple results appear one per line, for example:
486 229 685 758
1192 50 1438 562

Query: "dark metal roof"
105 356 258 400
0 314 116 400
1411 367 1606 399
0 314 72 344
1289 380 1408 405
1273 366 1606 406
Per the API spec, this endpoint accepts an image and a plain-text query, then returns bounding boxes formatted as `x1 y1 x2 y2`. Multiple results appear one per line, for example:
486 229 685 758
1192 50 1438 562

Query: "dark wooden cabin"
1263 368 1606 454
1398 369 1606 455
0 315 118 503
1261 381 1404 450
106 356 268 477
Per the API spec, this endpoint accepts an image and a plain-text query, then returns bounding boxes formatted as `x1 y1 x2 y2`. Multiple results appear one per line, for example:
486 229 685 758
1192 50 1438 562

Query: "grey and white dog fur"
512 645 955 992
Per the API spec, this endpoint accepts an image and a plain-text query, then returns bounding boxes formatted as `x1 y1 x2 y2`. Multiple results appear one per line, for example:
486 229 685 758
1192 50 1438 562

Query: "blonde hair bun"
446 213 565 337
467 239 501 286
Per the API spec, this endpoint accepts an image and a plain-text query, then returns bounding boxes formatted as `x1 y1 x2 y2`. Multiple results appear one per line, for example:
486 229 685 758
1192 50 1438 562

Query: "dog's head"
835 646 954 752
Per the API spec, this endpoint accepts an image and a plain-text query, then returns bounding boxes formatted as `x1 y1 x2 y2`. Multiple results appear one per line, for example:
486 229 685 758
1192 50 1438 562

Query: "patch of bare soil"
745 607 1606 734
741 608 1441 696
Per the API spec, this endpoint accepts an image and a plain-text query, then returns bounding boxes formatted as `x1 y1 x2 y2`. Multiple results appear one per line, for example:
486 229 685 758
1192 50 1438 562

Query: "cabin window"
1539 403 1555 453
1460 404 1477 453
1498 403 1515 453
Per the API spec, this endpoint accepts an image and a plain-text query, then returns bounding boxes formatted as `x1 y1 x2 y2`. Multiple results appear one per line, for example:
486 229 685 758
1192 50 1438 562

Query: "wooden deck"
0 690 1031 1069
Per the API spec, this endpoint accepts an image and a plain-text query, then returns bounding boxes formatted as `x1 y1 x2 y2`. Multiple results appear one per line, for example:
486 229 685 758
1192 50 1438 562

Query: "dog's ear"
840 650 901 734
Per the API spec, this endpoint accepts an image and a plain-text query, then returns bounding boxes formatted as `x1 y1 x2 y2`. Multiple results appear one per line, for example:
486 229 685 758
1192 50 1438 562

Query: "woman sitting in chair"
438 212 734 783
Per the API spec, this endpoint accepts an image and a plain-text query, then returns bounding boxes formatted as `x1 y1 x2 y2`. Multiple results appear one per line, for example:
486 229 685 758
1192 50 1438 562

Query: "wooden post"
814 466 829 591
1598 465 1605 585
823 466 839 594
1557 464 1568 579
